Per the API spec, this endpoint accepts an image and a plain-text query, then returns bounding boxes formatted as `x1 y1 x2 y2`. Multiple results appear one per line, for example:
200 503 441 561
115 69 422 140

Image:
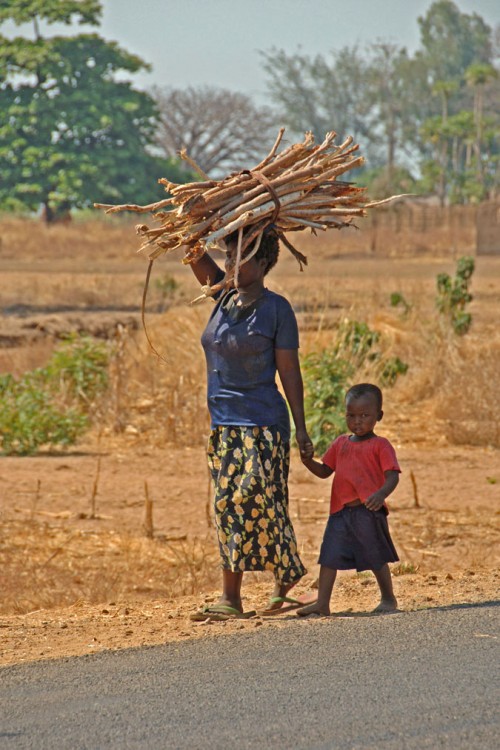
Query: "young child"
298 383 401 617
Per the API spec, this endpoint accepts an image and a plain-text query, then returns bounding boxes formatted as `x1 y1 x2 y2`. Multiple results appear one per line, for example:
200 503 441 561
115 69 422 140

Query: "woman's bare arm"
187 252 223 288
275 348 313 458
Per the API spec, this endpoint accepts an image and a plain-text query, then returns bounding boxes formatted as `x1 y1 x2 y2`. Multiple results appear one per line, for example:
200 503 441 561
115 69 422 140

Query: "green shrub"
0 335 110 455
436 256 474 335
335 319 380 366
301 350 353 454
301 319 408 453
46 334 110 405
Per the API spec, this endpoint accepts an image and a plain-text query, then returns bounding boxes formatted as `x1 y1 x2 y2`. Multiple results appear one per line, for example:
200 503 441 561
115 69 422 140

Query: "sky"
95 0 500 99
3 0 500 102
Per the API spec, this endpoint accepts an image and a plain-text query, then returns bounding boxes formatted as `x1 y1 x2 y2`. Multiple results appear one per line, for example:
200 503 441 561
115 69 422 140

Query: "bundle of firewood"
95 128 401 298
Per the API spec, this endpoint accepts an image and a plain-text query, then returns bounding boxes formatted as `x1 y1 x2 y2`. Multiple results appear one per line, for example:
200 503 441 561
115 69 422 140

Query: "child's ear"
378 409 384 421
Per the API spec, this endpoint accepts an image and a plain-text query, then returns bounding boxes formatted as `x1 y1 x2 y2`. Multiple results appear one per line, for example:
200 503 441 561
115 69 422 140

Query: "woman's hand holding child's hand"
296 428 314 461
299 443 314 460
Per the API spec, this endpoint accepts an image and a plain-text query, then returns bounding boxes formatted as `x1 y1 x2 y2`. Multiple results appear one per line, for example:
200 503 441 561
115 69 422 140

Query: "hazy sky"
95 0 500 99
4 0 500 101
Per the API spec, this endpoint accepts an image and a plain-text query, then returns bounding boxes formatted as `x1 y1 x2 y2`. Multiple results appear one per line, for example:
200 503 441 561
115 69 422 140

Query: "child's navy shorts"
318 504 399 572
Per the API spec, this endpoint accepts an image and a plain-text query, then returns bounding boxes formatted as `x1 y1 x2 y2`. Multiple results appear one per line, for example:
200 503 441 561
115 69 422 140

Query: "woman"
189 227 313 620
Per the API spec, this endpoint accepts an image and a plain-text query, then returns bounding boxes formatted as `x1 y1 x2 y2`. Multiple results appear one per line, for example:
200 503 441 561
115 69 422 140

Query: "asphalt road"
1 602 498 750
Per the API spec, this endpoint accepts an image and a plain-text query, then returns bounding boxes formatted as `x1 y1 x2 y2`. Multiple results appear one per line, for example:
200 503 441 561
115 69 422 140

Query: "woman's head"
225 226 280 277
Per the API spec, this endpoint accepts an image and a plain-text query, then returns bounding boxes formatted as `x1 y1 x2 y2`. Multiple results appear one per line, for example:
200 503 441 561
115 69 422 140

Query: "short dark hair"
226 226 280 276
345 383 383 411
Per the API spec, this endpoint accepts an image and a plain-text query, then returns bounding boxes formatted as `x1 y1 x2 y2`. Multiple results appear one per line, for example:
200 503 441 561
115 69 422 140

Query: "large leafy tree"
0 0 183 219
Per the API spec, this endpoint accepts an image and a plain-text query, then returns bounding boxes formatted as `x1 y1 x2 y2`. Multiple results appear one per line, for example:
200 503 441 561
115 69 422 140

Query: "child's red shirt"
322 434 401 514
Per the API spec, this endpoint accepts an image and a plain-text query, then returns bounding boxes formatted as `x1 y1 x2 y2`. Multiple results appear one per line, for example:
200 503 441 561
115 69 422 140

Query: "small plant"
390 291 411 315
381 356 409 386
335 319 379 366
436 256 474 335
154 273 179 311
0 335 111 455
392 562 419 576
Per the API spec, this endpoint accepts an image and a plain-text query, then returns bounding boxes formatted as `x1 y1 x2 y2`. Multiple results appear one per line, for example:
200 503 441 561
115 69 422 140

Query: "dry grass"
2 216 498 449
1 485 497 616
1 217 499 628
0 518 220 615
0 214 138 262
100 307 208 445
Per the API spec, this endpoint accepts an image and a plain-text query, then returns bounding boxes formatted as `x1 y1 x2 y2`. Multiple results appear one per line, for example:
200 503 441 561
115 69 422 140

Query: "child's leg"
297 566 337 616
371 563 398 611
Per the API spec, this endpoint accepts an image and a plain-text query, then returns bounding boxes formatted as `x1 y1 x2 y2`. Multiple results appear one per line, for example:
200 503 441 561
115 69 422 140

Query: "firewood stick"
95 127 405 294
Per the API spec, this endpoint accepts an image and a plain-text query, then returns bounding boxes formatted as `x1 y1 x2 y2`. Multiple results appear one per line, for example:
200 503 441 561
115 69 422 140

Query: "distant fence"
477 201 500 255
330 200 500 257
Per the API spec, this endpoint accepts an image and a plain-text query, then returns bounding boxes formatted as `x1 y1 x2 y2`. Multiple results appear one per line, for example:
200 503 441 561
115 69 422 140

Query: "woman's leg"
220 570 244 611
371 563 398 611
268 435 307 596
297 566 337 616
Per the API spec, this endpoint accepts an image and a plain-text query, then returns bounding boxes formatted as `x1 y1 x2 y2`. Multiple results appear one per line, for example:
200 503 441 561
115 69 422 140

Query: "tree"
260 46 371 145
0 0 184 219
426 80 458 203
261 43 421 184
259 4 499 203
364 43 423 178
153 86 279 177
417 0 493 85
465 63 498 169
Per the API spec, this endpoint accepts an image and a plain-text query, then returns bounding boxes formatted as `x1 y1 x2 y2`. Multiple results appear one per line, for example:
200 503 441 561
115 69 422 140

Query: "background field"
0 216 499 665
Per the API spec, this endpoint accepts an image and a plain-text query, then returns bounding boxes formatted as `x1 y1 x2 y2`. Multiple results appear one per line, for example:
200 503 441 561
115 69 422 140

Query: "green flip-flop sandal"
190 604 257 622
257 593 317 616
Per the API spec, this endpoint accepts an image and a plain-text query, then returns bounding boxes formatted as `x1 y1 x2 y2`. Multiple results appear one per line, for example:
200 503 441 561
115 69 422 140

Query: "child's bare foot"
372 597 398 613
296 601 329 617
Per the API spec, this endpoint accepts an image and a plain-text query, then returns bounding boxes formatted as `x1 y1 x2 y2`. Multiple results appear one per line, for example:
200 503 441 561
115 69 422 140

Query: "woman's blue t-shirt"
201 287 299 441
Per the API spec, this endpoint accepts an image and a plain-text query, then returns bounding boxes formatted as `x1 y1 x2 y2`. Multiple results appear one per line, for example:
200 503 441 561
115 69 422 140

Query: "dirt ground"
1 220 499 667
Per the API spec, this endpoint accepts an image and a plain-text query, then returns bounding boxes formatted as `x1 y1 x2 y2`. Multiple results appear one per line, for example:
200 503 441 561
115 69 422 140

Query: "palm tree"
464 63 498 182
430 80 459 203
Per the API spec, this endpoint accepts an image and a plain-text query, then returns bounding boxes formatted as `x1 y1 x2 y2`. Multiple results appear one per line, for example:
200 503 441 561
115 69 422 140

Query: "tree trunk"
40 201 55 224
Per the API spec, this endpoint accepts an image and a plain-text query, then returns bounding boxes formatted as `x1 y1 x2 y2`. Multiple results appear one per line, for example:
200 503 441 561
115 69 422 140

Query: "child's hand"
365 490 386 511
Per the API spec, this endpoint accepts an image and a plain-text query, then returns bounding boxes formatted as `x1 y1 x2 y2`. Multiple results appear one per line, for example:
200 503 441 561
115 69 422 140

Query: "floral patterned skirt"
207 425 306 584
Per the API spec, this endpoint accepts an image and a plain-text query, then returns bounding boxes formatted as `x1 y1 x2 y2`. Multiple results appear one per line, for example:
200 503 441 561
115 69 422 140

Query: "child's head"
345 383 383 438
